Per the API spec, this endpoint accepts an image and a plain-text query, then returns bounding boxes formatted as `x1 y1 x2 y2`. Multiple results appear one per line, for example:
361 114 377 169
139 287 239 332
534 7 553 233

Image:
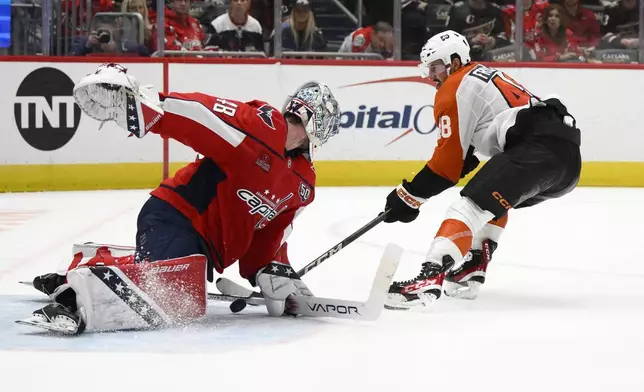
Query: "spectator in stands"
69 21 150 56
339 21 393 59
401 0 430 60
560 0 600 48
250 0 273 40
600 0 639 50
446 0 511 61
281 0 326 52
158 0 207 51
121 0 154 51
534 4 585 61
209 0 264 51
503 0 549 48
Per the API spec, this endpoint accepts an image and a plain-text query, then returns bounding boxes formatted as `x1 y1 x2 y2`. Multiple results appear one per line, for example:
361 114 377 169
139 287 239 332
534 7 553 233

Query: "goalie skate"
385 255 455 310
16 303 85 335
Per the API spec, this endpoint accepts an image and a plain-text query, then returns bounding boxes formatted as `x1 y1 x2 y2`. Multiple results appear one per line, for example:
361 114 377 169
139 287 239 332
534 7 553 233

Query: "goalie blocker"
18 243 207 335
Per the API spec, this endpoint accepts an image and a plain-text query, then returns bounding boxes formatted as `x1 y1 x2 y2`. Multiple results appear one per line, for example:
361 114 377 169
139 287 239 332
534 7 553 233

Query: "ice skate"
385 255 455 310
444 240 497 300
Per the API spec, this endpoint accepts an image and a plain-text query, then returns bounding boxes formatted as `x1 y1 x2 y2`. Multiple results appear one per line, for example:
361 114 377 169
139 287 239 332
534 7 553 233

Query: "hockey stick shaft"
295 209 390 277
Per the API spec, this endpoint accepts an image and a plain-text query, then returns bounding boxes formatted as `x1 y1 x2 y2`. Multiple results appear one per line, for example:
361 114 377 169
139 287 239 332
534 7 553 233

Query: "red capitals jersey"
503 0 549 47
156 8 206 51
148 92 316 281
534 29 582 61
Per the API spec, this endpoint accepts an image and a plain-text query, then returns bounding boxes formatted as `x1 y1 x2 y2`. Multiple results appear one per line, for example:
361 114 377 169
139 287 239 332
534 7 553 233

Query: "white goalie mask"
419 30 471 78
282 81 341 157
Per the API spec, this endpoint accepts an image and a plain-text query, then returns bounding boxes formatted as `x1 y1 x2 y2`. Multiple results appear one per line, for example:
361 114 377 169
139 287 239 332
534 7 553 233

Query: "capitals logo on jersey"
257 105 276 130
237 189 294 229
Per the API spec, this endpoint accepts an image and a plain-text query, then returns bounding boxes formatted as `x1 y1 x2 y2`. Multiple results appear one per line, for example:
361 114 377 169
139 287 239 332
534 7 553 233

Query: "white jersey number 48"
213 98 238 116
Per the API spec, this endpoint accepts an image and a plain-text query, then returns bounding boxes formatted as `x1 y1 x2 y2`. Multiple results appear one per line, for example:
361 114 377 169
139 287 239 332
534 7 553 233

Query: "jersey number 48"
213 98 238 116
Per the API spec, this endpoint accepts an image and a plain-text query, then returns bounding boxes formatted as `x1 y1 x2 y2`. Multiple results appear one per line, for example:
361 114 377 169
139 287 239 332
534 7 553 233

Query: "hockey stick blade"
209 243 401 320
214 243 401 319
215 278 261 299
216 211 391 313
207 292 263 306
284 243 402 320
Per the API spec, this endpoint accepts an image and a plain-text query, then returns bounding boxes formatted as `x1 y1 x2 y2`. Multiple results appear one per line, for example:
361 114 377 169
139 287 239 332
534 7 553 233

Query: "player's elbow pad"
407 165 456 199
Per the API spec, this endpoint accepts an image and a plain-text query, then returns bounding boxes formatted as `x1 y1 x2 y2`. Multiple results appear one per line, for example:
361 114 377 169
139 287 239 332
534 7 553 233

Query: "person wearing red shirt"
534 4 584 61
156 0 207 51
561 0 600 48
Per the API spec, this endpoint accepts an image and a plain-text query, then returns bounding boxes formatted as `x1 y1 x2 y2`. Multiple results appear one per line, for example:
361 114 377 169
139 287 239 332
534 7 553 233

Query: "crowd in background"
3 0 642 63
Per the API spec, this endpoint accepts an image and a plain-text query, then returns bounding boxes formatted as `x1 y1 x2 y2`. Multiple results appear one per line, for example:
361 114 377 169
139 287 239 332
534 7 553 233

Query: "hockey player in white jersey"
383 30 582 309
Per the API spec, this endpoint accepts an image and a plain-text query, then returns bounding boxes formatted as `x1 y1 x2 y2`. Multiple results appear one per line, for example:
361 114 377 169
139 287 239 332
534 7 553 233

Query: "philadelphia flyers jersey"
428 62 545 183
147 92 315 281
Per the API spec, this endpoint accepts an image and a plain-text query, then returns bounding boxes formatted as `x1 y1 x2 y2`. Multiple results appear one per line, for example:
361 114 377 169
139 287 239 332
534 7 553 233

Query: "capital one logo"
14 67 82 151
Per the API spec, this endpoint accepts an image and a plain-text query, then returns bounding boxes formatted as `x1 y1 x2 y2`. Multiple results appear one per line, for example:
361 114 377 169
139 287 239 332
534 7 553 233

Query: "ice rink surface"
0 186 643 392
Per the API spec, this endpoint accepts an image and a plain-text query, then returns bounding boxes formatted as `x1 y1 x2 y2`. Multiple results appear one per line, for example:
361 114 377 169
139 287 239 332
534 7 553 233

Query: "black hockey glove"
383 180 428 223
384 165 458 224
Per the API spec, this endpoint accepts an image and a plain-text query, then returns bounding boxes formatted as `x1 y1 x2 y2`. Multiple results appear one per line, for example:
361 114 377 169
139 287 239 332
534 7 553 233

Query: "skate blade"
443 281 481 300
15 319 78 335
384 293 437 311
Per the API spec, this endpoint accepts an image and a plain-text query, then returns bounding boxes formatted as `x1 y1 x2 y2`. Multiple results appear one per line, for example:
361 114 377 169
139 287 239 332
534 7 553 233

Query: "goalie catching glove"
255 261 313 316
73 63 163 137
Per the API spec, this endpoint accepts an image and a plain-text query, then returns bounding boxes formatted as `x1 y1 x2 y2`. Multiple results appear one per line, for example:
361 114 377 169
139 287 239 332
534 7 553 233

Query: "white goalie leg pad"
67 254 207 332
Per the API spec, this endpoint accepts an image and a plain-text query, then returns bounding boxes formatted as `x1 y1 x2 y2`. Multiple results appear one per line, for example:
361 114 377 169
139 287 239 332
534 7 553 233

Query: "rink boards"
1 58 643 192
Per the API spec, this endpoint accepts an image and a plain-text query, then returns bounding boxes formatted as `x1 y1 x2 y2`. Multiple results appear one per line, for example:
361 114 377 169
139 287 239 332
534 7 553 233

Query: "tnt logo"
14 67 81 151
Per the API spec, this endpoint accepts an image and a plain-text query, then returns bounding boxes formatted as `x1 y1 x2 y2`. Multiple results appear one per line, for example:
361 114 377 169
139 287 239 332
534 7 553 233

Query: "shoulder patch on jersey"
352 33 366 47
257 105 276 130
255 152 272 172
468 64 497 83
298 182 311 202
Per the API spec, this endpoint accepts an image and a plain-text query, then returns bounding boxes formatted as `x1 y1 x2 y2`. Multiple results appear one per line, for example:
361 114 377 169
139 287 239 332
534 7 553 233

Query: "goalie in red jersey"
18 63 341 335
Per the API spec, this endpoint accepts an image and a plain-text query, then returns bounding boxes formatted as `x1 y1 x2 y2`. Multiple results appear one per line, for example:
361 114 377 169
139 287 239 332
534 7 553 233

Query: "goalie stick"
213 243 401 320
218 211 391 312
